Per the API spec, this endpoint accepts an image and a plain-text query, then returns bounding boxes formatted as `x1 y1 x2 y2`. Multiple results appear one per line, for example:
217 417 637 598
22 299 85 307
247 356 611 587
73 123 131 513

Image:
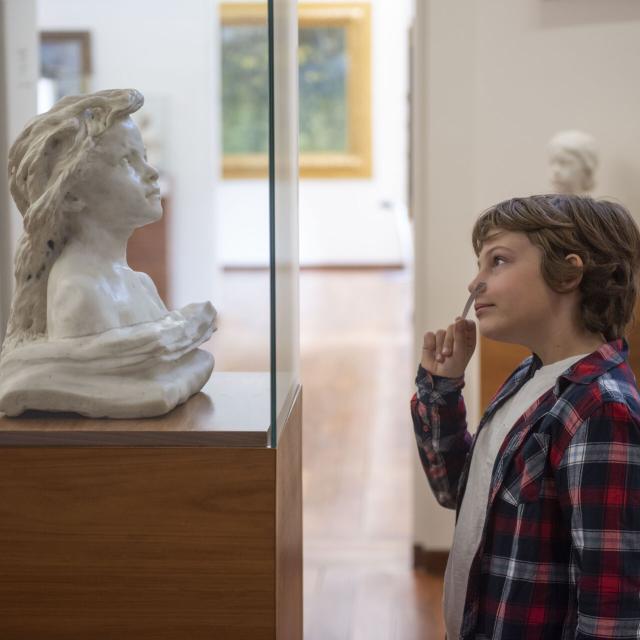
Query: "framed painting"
220 2 371 179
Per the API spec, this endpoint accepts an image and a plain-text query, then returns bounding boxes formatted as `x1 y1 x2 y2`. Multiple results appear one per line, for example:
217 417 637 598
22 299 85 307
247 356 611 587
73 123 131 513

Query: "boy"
411 195 640 639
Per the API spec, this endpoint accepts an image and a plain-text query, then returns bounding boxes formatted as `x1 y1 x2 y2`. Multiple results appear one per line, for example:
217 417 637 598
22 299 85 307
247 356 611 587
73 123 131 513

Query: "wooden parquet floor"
209 268 445 640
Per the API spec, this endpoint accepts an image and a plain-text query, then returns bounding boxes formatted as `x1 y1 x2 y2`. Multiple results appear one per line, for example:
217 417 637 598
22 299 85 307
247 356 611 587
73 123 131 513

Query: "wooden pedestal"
0 375 302 640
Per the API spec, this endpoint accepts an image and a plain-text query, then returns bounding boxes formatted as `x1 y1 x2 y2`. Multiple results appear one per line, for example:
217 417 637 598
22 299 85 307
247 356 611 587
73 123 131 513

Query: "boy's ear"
560 253 584 292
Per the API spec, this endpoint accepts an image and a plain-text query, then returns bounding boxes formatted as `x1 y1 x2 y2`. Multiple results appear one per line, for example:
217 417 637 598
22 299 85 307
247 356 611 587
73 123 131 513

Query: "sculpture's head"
5 88 149 349
548 129 598 195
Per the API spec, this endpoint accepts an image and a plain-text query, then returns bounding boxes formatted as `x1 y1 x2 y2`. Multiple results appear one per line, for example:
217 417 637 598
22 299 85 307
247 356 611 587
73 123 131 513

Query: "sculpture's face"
549 148 588 195
71 116 162 231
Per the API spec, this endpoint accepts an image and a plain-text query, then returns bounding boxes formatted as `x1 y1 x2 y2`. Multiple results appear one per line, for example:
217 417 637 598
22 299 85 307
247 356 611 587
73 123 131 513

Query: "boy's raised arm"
411 366 473 510
411 316 477 509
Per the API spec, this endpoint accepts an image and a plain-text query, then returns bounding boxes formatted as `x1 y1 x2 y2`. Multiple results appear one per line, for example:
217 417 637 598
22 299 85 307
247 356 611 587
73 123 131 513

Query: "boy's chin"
478 321 518 344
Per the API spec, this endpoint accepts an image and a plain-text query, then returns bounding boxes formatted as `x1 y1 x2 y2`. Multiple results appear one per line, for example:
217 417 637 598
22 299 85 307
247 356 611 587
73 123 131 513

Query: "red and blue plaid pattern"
411 339 640 639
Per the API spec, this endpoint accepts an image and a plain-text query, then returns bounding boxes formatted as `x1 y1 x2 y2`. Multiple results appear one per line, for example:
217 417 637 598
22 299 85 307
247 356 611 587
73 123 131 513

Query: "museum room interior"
1 0 640 638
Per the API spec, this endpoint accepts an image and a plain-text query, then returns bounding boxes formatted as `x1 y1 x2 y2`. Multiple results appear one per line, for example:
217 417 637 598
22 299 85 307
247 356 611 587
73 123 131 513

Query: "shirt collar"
529 337 628 395
481 338 629 428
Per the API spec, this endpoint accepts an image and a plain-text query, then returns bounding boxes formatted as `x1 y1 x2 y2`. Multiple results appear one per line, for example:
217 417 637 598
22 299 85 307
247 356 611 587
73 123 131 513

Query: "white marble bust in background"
548 129 599 196
0 88 217 418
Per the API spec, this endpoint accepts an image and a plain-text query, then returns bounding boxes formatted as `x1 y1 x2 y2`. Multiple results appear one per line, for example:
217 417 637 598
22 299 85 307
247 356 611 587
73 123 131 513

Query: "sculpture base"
0 303 217 418
0 383 302 640
0 348 214 418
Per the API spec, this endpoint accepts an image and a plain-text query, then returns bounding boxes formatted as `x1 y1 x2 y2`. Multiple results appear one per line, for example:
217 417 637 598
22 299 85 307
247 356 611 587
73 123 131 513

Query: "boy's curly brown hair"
471 194 640 342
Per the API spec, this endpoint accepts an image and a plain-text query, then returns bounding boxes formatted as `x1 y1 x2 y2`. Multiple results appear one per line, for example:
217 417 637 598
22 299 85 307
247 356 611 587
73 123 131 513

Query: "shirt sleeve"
410 364 473 510
556 401 640 639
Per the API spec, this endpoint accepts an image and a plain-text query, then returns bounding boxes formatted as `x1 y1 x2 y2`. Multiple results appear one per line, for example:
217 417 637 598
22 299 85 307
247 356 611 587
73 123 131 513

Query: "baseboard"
413 544 449 575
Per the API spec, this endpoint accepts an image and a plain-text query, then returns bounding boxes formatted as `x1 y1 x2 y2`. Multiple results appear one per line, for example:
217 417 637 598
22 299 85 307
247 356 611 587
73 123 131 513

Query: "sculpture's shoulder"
133 269 162 298
124 268 167 317
47 265 118 339
48 248 102 289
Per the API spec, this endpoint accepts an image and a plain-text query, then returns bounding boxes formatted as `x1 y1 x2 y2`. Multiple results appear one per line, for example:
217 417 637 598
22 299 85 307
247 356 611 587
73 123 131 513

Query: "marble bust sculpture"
0 88 217 418
548 129 599 196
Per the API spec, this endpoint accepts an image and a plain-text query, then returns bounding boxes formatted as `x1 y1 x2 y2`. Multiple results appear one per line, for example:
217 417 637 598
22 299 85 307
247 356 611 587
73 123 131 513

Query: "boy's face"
469 229 562 346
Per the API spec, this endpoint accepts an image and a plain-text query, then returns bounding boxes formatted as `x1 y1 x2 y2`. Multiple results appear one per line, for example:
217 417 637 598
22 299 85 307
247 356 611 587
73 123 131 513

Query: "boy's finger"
464 320 476 346
423 332 436 353
435 329 446 361
453 318 465 352
442 324 454 356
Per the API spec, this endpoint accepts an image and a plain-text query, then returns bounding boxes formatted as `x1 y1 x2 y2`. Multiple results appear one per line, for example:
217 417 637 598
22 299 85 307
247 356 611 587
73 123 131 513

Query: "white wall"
1 0 38 343
219 0 413 267
411 0 479 551
412 0 640 551
37 0 221 308
474 0 640 213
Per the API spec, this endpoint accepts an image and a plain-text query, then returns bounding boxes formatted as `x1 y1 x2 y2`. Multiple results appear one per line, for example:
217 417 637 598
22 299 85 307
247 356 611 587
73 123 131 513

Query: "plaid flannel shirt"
411 338 640 639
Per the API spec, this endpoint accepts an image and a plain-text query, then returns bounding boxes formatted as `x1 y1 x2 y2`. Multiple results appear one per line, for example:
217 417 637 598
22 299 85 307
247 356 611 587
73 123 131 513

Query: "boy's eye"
492 255 506 266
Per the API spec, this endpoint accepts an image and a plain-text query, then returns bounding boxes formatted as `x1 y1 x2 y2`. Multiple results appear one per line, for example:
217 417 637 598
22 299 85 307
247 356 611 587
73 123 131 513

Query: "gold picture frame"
220 2 372 179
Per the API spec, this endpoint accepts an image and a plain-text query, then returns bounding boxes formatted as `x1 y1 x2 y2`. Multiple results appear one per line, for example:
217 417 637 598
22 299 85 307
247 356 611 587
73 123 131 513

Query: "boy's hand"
421 317 477 378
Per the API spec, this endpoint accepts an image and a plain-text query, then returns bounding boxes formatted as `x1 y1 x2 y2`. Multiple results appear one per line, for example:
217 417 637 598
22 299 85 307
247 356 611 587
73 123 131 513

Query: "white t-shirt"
443 352 589 640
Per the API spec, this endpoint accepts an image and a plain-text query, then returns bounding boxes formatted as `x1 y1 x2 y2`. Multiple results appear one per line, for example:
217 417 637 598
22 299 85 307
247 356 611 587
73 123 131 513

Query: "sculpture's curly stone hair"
3 88 144 353
472 194 640 342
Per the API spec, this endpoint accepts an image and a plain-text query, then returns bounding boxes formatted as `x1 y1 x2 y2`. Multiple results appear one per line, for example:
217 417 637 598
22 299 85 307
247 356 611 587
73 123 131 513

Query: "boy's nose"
468 280 486 295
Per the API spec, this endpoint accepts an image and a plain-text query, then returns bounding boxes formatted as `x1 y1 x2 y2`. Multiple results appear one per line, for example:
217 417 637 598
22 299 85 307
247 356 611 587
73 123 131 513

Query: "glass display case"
0 1 301 637
1 0 299 447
